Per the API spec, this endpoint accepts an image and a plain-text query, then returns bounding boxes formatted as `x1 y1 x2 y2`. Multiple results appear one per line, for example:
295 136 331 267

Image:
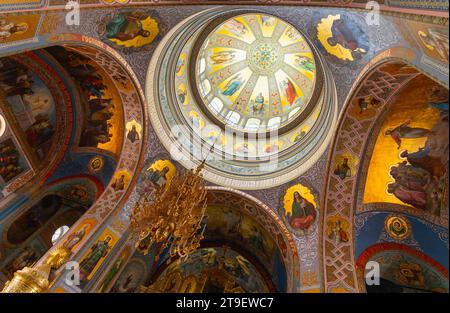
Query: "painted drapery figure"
288 191 316 231
79 236 112 282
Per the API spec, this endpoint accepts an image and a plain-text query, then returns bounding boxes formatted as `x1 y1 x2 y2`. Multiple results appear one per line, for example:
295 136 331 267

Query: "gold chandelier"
130 162 208 261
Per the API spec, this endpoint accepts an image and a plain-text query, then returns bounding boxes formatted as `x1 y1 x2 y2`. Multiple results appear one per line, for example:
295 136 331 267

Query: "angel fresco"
222 75 244 96
210 51 236 65
386 89 448 216
384 120 430 149
326 15 369 60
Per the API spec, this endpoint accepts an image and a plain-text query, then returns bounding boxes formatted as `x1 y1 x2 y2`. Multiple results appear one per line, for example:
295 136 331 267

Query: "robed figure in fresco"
327 15 369 60
288 192 316 231
281 79 297 105
79 236 112 282
222 75 243 96
384 120 430 149
106 12 151 42
294 56 315 72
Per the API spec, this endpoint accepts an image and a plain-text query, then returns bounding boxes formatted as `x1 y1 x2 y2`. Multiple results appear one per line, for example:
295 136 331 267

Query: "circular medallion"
248 41 280 73
89 156 104 173
385 215 411 240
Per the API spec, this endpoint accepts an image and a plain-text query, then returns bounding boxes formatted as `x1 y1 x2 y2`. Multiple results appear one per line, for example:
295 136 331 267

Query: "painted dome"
148 9 337 189
193 14 317 133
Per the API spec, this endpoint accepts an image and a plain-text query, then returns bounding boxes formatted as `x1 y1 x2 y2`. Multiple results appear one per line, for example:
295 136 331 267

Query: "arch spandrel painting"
282 183 318 235
99 11 161 50
363 75 449 219
316 14 370 62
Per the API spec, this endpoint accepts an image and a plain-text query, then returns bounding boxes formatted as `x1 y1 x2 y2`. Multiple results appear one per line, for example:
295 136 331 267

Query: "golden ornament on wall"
385 215 411 240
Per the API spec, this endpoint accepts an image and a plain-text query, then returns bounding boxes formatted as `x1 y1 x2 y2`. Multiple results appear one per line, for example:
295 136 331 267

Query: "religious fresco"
45 46 124 155
282 183 318 235
333 152 358 180
6 194 63 245
203 205 287 291
0 57 57 161
155 246 271 293
326 215 350 245
61 219 96 255
125 119 142 144
401 20 449 64
111 170 131 192
0 14 40 45
88 156 104 174
0 240 46 280
136 159 176 196
358 246 448 292
99 11 161 50
316 14 370 62
0 138 29 187
363 75 449 218
384 214 411 240
110 257 147 293
77 228 118 289
195 13 317 133
354 211 449 270
98 246 131 292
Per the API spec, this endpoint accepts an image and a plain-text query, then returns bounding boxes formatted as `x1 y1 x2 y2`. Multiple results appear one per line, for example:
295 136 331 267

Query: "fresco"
125 119 142 144
45 46 124 155
196 13 316 132
61 220 94 254
136 159 176 197
156 246 270 293
0 138 28 187
402 20 449 64
6 195 61 245
384 214 411 240
282 183 317 235
1 240 46 279
333 152 358 180
0 57 56 160
98 246 131 292
0 14 40 45
326 215 350 245
205 206 275 264
77 228 118 288
316 14 369 61
110 258 147 293
88 156 104 173
361 248 448 292
364 75 449 217
99 11 161 49
203 205 286 291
